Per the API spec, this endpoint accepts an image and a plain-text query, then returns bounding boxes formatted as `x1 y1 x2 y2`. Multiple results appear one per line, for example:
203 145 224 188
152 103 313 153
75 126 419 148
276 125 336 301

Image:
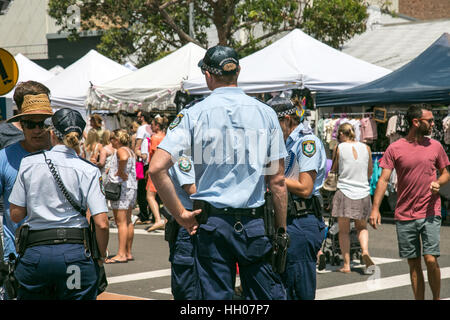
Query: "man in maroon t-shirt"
369 105 450 300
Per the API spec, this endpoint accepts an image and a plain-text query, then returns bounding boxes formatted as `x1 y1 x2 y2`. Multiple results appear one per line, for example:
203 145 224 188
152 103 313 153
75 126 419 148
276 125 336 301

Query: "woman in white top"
331 123 374 273
105 129 138 264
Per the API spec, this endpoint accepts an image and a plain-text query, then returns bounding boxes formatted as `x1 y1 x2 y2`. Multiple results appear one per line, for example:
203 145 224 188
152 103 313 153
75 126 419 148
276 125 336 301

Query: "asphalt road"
99 212 450 301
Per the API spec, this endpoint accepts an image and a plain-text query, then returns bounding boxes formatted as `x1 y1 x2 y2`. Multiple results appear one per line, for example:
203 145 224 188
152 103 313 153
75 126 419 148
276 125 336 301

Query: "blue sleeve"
158 109 192 162
8 161 26 207
0 154 5 197
86 169 109 215
174 156 195 187
296 135 322 173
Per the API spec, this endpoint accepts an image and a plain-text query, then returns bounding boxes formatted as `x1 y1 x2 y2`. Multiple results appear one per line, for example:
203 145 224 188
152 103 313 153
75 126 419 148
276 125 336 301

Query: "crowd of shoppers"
1 77 449 301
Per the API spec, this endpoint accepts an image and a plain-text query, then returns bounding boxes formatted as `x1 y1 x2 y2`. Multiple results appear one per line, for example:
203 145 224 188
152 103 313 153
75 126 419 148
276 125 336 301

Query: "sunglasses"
20 119 49 129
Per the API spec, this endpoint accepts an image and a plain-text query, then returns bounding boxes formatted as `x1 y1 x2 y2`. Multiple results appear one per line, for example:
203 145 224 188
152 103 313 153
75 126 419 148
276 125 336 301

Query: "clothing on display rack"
370 152 384 196
319 112 375 148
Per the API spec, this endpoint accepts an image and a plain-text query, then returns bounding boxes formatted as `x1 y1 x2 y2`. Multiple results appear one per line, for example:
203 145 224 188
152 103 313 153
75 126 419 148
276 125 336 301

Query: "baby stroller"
321 216 362 267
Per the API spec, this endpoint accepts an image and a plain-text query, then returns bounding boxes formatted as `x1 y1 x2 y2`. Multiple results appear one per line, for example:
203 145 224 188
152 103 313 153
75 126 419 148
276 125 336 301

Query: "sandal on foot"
105 258 128 264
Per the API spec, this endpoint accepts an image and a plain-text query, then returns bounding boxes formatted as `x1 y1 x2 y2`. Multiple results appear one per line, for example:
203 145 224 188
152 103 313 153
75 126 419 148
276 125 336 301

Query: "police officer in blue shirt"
9 108 109 300
150 45 289 300
268 96 327 300
164 155 200 300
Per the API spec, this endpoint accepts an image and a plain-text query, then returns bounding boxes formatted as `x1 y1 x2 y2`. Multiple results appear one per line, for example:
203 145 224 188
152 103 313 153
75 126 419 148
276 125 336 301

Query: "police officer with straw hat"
9 106 109 300
150 45 289 300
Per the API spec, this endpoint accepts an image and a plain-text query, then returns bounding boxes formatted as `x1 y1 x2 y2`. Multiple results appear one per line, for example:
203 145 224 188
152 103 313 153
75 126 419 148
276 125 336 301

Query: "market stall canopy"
43 50 132 111
316 33 450 107
86 42 206 112
182 29 391 95
1 53 55 99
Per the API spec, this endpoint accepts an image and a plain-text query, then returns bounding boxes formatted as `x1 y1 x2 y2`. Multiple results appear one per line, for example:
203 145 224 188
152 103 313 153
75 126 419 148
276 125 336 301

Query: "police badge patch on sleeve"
302 140 316 158
99 176 105 195
178 156 192 172
169 113 184 130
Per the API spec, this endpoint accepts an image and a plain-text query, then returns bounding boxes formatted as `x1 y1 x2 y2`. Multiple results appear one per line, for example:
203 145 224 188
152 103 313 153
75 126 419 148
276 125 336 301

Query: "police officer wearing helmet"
9 107 109 300
268 96 327 300
150 45 289 300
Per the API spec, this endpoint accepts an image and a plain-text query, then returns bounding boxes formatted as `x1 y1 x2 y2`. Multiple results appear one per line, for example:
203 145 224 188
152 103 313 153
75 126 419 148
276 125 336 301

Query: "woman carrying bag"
105 129 137 263
331 123 375 273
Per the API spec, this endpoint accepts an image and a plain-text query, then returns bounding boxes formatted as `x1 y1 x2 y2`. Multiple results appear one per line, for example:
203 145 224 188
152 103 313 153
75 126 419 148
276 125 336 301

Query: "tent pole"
313 91 318 136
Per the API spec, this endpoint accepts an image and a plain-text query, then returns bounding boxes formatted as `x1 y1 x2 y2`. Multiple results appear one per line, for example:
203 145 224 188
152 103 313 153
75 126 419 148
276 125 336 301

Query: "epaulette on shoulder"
184 97 205 110
78 156 97 167
23 150 45 158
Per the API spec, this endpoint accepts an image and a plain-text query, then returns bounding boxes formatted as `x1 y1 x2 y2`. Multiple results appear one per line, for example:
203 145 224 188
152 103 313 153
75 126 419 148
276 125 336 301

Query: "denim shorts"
395 216 441 259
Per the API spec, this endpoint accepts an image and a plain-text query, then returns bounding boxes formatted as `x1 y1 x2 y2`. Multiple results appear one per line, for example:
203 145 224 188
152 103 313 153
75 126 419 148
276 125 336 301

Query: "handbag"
323 146 339 192
44 152 108 295
104 181 122 201
136 160 144 180
323 171 338 191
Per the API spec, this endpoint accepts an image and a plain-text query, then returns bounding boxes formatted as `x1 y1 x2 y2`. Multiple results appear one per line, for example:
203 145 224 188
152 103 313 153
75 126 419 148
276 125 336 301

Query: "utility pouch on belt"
15 224 30 257
165 219 180 246
263 191 275 239
311 196 323 220
193 200 209 225
271 227 290 274
161 206 180 245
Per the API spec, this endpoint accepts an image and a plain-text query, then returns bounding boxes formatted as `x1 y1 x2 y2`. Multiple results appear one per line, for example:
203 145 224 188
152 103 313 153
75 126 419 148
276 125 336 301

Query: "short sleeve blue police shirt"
159 87 287 208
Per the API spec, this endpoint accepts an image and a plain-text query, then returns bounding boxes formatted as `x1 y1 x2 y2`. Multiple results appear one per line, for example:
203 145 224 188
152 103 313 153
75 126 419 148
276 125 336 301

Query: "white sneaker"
131 215 139 225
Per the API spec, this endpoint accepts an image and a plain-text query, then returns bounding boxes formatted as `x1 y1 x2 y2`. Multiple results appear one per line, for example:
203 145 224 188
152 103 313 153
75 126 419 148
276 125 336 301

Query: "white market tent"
43 50 132 113
86 42 206 113
182 29 391 95
1 53 55 99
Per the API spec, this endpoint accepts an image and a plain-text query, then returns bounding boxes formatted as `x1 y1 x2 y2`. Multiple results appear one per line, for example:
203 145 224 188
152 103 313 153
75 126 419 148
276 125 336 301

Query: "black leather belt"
208 205 265 218
26 228 87 247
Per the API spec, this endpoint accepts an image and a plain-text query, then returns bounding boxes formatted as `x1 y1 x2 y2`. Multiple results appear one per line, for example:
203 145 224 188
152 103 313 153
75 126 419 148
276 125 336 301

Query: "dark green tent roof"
316 33 450 107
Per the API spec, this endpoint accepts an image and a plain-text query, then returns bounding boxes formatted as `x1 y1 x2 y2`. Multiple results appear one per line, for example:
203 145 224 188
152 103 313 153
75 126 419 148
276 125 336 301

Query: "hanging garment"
370 158 382 196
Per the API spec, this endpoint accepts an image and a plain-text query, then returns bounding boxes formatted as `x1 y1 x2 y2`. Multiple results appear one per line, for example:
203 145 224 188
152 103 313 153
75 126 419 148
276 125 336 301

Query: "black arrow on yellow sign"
0 58 12 85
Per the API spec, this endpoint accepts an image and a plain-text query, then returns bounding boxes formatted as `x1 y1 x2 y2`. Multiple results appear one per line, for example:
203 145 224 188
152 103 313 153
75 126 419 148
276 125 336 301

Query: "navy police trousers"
15 243 99 300
169 227 201 300
281 214 326 300
194 214 286 300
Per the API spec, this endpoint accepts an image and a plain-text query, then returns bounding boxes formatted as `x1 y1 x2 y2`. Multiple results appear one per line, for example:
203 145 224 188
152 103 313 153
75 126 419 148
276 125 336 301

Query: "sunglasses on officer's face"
20 119 49 130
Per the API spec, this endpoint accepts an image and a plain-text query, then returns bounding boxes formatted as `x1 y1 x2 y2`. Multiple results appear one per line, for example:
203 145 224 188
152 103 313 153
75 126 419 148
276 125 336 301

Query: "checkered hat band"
202 64 223 75
277 107 297 117
51 125 65 140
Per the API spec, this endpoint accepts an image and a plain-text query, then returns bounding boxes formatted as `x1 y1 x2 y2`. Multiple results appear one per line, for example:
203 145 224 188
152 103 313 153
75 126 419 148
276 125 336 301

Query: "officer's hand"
430 181 440 194
177 209 202 235
369 208 381 230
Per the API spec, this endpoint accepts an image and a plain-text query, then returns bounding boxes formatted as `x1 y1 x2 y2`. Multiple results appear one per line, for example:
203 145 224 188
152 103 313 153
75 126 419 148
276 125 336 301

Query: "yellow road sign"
0 48 19 95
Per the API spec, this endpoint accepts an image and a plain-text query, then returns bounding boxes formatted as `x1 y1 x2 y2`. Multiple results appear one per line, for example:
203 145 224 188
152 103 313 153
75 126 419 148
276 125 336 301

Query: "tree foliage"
48 0 371 67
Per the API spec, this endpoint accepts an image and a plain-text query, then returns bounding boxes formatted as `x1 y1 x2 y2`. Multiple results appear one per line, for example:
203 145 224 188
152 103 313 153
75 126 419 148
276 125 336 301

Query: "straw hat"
7 93 53 123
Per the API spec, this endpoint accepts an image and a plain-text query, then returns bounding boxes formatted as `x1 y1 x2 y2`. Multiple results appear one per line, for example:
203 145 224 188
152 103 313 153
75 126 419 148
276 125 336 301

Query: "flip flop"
135 220 151 225
337 268 351 273
105 258 128 264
